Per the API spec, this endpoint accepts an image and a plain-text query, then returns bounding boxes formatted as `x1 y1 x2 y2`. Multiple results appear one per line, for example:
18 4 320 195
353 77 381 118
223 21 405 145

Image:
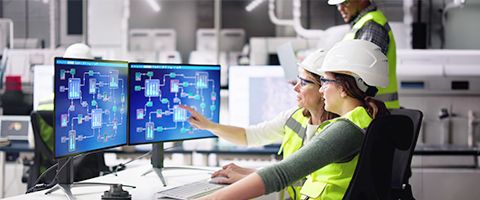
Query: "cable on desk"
25 153 87 193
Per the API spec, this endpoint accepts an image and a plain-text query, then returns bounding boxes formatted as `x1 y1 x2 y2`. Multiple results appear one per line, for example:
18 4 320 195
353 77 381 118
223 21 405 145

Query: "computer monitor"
228 66 297 127
51 57 129 199
128 63 220 145
54 57 129 158
0 115 32 141
128 62 221 186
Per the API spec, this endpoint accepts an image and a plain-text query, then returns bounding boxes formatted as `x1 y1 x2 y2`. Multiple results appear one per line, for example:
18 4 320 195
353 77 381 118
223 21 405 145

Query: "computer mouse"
208 176 230 184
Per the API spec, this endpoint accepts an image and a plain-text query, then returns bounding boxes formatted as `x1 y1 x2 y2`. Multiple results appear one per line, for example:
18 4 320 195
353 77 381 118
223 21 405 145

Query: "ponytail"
364 96 390 119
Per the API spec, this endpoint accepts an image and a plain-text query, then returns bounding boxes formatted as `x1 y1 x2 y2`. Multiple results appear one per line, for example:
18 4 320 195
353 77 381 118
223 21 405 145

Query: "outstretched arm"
179 104 248 146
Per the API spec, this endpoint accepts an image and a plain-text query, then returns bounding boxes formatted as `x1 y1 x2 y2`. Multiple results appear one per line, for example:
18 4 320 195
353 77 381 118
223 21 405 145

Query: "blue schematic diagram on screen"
54 59 128 157
129 64 221 145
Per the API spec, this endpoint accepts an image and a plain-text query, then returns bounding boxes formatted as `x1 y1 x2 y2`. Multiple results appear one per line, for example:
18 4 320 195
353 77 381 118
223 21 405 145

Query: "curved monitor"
128 63 220 145
54 58 128 158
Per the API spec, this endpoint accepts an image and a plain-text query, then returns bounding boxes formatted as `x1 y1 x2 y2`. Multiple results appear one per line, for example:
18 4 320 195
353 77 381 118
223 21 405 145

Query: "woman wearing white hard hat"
198 40 389 200
180 49 336 199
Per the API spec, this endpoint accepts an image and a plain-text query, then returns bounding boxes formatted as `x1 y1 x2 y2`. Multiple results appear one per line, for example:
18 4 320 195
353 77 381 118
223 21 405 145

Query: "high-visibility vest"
299 106 372 200
344 10 400 109
277 108 311 200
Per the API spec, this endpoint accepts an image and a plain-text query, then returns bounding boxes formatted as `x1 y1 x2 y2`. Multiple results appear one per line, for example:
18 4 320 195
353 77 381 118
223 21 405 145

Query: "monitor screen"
0 116 31 141
228 66 297 127
54 58 128 158
128 63 220 145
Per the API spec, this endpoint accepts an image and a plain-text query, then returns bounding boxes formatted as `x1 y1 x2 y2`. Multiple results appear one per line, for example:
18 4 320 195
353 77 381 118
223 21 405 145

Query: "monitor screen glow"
54 58 128 158
128 63 221 145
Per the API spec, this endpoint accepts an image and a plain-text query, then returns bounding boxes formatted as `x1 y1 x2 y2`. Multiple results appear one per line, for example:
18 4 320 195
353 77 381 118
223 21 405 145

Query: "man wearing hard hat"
328 0 399 109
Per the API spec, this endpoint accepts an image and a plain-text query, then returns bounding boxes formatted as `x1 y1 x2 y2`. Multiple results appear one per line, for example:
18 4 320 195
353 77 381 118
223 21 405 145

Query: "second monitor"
128 63 221 145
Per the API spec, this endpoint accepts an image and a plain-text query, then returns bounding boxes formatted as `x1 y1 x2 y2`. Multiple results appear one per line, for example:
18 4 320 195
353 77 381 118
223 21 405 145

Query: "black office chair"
28 110 109 189
28 111 56 188
343 115 414 200
1 90 33 115
390 109 423 200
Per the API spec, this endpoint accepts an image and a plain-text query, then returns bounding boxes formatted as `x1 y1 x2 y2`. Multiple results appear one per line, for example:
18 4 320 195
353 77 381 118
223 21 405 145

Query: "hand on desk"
210 163 256 184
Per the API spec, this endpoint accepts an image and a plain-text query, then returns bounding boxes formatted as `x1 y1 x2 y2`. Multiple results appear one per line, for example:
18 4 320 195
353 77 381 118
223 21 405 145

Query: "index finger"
178 104 197 114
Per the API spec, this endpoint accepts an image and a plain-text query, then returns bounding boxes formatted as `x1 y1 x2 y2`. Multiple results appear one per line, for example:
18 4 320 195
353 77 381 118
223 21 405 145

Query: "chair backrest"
29 111 108 188
390 109 423 197
343 115 414 200
29 110 56 188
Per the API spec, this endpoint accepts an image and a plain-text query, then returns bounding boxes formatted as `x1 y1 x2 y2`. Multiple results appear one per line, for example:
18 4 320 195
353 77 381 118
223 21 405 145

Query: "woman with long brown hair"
197 39 390 200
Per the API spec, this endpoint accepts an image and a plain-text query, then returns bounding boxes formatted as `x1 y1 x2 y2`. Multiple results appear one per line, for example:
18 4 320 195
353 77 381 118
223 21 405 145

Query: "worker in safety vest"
329 0 399 108
196 40 390 200
180 49 337 200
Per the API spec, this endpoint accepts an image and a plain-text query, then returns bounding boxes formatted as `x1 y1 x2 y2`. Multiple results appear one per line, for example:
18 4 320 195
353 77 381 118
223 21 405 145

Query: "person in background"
37 43 93 111
180 48 337 200
329 0 399 108
197 39 390 200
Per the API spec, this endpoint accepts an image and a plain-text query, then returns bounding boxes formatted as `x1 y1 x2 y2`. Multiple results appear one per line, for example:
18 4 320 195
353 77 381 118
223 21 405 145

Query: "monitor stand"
45 157 135 200
142 142 213 187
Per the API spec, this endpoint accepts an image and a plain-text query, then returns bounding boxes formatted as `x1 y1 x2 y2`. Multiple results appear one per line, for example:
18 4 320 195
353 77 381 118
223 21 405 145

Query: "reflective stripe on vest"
299 106 372 200
343 10 400 109
285 117 307 141
277 108 313 200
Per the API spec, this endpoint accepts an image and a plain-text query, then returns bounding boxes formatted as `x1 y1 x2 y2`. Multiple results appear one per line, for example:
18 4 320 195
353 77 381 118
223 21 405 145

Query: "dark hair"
332 73 390 119
302 71 339 122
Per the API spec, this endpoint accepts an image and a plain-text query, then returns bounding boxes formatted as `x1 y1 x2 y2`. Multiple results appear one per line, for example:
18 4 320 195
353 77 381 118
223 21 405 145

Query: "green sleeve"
257 119 365 194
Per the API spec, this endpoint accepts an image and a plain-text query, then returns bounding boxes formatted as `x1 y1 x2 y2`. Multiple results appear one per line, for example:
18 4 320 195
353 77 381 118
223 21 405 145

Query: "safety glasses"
319 77 339 85
297 75 315 87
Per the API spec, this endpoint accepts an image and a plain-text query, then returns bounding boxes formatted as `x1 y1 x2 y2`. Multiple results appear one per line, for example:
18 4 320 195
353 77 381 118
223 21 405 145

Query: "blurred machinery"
189 29 245 87
397 49 480 147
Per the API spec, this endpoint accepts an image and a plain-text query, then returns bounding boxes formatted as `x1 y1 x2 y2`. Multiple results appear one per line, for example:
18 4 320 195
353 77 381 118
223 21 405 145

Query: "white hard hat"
328 0 346 5
317 39 389 89
64 43 93 59
298 48 327 76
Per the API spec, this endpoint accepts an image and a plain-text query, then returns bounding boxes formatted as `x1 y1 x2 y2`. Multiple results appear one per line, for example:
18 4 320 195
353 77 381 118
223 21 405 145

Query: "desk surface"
195 145 281 155
4 162 217 200
414 144 480 155
0 141 33 153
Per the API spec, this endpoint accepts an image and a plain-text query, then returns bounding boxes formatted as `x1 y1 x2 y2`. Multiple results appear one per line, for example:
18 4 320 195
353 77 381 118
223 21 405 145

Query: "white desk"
4 162 215 200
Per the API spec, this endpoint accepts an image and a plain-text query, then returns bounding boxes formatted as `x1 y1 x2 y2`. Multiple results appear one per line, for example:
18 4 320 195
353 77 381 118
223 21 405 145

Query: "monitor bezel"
127 62 220 146
54 57 129 159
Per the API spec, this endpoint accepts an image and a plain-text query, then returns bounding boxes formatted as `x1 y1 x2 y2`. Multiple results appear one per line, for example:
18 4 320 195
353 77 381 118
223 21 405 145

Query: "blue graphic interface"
54 58 128 158
129 64 220 144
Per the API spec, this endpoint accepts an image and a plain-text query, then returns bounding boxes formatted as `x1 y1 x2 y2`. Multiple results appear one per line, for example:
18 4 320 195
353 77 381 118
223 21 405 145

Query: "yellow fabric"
299 107 372 199
277 108 310 200
343 10 400 109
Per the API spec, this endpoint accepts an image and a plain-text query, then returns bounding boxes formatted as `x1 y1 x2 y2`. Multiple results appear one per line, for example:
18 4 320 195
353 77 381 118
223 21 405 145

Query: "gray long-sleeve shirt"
257 119 365 194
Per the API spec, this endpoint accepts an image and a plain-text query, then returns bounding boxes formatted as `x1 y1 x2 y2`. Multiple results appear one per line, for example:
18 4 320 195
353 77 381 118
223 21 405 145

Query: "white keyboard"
157 179 226 200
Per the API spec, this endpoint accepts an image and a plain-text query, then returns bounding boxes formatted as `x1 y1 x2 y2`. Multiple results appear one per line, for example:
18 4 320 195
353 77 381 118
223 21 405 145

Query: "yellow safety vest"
277 108 311 200
343 10 400 109
299 106 372 200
